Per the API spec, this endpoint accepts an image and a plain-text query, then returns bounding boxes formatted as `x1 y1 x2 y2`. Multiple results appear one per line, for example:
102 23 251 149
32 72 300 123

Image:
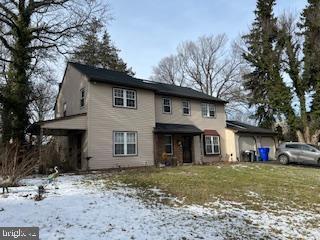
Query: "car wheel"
278 154 289 165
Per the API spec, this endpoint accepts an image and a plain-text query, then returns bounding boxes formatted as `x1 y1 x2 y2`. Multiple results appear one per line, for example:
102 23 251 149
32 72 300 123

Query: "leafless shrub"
0 142 39 186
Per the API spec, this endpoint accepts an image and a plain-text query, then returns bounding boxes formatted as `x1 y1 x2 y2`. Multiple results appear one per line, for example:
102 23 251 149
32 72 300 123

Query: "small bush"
0 141 39 186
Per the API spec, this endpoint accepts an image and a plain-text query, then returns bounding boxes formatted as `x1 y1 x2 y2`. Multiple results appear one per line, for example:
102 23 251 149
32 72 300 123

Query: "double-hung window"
162 98 172 114
114 131 137 156
205 136 220 155
80 88 85 108
113 88 136 108
164 135 173 155
182 100 191 115
202 103 215 118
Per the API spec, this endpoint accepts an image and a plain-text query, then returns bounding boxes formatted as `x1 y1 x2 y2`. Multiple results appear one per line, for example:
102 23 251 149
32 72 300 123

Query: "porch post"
39 127 46 174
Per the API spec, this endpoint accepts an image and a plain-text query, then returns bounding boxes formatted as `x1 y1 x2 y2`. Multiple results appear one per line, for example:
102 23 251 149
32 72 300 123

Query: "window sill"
202 116 215 119
204 153 221 156
113 154 138 157
113 105 137 110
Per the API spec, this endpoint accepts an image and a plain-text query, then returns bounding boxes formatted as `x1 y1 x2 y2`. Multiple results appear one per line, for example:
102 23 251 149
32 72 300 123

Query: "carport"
26 113 88 170
226 120 278 161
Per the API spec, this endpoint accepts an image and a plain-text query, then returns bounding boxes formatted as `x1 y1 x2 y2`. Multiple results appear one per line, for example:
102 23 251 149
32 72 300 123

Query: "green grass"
109 163 320 212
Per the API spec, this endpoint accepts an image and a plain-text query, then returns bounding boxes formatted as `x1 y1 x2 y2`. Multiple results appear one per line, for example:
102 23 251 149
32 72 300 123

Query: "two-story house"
28 62 277 170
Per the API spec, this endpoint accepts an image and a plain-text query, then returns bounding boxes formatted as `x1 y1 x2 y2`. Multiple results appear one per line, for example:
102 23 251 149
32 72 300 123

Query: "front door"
182 136 193 163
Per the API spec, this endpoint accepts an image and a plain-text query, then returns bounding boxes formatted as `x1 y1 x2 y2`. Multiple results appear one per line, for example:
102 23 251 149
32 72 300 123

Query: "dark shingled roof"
69 62 227 103
154 123 203 134
226 120 276 135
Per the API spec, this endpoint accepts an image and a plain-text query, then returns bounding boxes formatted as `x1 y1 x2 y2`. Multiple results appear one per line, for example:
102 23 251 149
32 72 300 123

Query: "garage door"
239 136 256 161
261 137 276 160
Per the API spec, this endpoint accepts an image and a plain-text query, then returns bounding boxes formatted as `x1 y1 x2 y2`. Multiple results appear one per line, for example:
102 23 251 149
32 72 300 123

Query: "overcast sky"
104 0 306 80
55 0 307 81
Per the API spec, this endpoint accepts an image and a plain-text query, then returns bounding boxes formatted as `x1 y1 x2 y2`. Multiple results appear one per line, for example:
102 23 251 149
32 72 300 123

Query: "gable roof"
69 62 227 103
226 120 276 135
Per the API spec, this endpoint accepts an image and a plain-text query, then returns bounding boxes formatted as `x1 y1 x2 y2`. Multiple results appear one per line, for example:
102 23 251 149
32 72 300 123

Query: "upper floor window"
113 88 136 108
202 103 215 118
114 131 137 156
182 100 191 115
162 98 172 114
80 88 85 108
63 102 67 117
205 136 220 155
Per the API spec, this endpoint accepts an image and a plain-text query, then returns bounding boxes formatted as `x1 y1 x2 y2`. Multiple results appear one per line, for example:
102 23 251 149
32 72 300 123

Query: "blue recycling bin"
258 148 270 161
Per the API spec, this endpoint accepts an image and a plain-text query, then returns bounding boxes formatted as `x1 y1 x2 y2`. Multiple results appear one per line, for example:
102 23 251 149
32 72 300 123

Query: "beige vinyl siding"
56 65 88 117
87 82 155 169
155 95 227 161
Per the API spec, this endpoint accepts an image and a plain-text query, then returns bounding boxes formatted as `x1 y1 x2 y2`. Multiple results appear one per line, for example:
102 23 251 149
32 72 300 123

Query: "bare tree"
152 34 248 116
30 82 57 122
0 0 108 142
151 55 186 86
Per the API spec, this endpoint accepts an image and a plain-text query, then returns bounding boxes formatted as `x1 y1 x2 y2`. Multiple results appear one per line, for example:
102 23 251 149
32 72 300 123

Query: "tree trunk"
311 130 320 145
1 4 32 143
296 130 305 143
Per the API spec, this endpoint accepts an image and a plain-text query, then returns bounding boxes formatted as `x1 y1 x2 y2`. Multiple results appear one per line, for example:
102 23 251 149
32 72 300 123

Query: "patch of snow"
0 174 319 240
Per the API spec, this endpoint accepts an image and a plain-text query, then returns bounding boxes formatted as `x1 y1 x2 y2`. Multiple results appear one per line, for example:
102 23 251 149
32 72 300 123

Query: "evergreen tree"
299 0 320 118
72 18 102 67
242 0 294 128
72 22 134 76
99 31 134 75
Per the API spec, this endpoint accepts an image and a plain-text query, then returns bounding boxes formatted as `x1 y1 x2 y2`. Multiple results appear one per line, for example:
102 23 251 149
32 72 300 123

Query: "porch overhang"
154 123 203 135
26 113 87 136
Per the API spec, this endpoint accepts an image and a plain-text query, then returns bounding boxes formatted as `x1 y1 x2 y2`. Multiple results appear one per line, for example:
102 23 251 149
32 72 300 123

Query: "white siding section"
87 82 155 169
225 129 237 162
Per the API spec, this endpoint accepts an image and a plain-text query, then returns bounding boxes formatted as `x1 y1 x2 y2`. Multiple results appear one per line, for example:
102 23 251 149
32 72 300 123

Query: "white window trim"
164 135 173 155
182 100 191 116
202 103 216 118
162 97 172 114
80 88 85 108
113 88 137 109
205 136 220 155
114 131 138 156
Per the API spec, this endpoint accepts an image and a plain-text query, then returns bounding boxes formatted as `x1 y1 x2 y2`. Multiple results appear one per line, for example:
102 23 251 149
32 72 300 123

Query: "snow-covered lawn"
0 173 319 240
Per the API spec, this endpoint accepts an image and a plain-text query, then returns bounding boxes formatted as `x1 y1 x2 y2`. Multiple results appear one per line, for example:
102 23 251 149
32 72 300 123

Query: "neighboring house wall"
87 82 156 169
55 66 88 117
154 95 227 162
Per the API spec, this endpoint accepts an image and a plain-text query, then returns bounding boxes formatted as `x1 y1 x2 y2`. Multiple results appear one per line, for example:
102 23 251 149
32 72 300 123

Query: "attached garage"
225 121 278 161
239 136 257 152
260 137 277 160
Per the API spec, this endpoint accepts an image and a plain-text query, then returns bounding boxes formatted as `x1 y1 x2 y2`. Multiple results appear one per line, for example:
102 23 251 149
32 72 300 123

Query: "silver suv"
276 142 320 165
